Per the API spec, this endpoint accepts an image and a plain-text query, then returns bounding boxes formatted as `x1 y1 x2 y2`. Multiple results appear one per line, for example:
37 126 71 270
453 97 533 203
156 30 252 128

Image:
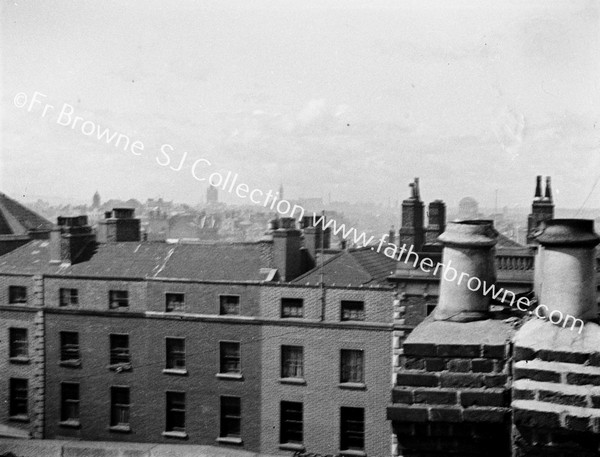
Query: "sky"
1 0 599 210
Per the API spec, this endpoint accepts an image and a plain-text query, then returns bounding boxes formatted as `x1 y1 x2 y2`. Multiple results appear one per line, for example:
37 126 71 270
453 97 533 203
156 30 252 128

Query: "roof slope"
0 239 271 282
293 247 396 287
0 193 53 235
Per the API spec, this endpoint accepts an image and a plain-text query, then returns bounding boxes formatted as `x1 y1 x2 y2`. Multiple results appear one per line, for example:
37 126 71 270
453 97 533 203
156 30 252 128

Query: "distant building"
92 191 101 209
206 184 218 204
457 196 481 220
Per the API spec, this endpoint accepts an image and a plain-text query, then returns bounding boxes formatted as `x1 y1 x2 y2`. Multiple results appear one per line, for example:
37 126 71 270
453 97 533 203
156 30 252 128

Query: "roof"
293 247 397 287
0 239 272 282
497 233 525 249
0 193 53 235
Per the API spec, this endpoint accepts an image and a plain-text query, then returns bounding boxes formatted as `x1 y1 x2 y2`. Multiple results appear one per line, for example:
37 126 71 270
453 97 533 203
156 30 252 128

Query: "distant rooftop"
0 192 53 235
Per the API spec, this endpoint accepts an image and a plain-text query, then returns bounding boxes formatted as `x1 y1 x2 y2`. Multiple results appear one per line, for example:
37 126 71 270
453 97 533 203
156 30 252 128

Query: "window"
165 293 185 312
110 386 130 429
9 378 28 419
219 295 240 315
341 300 365 321
60 331 80 366
280 401 303 445
165 338 185 371
59 288 79 307
110 334 131 368
281 346 304 379
60 382 79 424
165 391 185 433
220 396 241 439
340 350 364 384
109 290 129 309
281 298 303 318
340 407 365 452
8 286 27 304
220 342 241 374
9 328 28 361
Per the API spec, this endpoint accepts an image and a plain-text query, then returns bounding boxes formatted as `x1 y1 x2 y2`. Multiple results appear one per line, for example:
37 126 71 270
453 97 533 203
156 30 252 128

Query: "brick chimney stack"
434 220 498 322
272 217 302 282
97 208 141 242
399 178 425 251
527 175 554 244
50 216 96 265
425 199 446 245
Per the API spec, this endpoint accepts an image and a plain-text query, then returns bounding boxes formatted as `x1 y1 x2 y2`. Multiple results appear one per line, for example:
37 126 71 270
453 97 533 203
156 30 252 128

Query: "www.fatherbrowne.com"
309 213 584 334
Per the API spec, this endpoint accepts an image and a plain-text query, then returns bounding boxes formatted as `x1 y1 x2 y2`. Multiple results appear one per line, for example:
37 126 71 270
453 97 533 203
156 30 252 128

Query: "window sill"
162 431 188 439
109 363 132 372
216 373 243 381
216 437 243 445
9 356 30 364
109 425 131 433
9 415 30 423
339 450 366 457
59 420 80 429
279 443 305 451
59 360 81 368
162 368 188 376
338 382 366 391
280 378 306 386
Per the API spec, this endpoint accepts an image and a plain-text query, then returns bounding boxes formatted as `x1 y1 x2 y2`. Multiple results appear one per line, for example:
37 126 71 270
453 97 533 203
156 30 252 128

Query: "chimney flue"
544 176 552 202
534 175 542 201
434 220 498 322
533 219 599 321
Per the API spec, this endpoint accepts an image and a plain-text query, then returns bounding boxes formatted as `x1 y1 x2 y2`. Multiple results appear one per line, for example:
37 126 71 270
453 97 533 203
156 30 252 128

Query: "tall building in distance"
526 175 554 244
206 184 218 205
92 191 101 209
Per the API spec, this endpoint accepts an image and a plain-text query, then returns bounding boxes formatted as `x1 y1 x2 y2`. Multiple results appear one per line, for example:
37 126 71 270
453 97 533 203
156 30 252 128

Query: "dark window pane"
109 290 129 309
341 300 365 321
59 288 79 306
166 338 185 369
280 401 303 444
9 286 27 304
110 334 130 365
220 342 241 374
340 349 364 383
165 293 185 312
219 295 240 315
111 387 130 426
281 298 303 318
281 345 304 378
61 382 79 422
340 407 364 451
166 391 185 432
9 378 28 417
220 396 241 438
9 328 28 359
60 331 80 363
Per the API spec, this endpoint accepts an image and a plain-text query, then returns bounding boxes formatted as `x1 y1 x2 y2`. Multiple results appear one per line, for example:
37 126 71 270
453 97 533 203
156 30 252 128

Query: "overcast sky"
1 0 599 209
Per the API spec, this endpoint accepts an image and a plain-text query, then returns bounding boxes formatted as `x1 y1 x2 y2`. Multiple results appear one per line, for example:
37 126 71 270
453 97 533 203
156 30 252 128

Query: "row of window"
9 330 365 383
6 286 367 321
8 378 365 451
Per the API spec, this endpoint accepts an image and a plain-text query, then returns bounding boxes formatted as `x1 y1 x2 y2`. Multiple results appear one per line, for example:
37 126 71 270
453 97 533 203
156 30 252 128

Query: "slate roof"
0 239 271 282
0 193 53 235
292 247 397 287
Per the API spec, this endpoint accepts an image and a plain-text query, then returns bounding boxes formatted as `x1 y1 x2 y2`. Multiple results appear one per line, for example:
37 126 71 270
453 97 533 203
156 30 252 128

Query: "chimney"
434 220 498 322
533 219 600 321
399 178 425 251
388 226 395 245
272 217 302 281
543 176 552 202
425 199 446 245
534 175 542 201
97 208 141 242
50 216 96 265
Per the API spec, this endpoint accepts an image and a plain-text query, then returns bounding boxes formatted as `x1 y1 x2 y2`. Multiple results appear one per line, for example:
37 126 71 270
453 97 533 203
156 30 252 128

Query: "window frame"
59 288 79 307
219 395 241 442
8 286 27 305
164 337 186 374
9 328 29 362
280 345 304 381
280 401 303 446
109 290 129 309
109 333 131 370
59 381 80 427
9 378 28 420
340 349 365 385
219 294 241 316
218 341 242 378
281 298 304 319
340 300 366 322
110 386 131 431
165 292 185 313
164 390 186 436
340 406 365 453
59 331 81 367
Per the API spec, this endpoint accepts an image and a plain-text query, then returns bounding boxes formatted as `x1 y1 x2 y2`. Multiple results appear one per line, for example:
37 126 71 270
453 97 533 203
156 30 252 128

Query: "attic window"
341 301 365 321
281 298 304 318
109 290 129 309
8 286 27 305
166 293 185 312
